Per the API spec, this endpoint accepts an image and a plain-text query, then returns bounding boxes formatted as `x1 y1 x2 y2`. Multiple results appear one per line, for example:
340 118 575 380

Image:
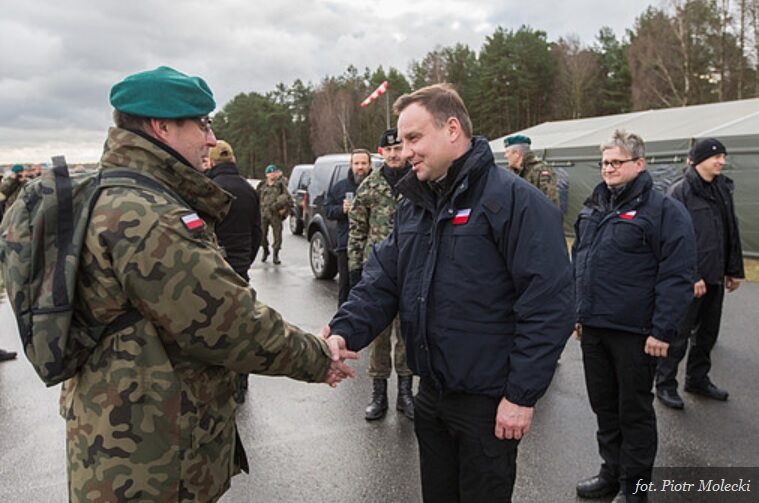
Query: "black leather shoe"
0 349 17 362
684 380 728 401
577 475 619 499
396 376 415 420
261 248 269 262
656 387 684 409
365 379 388 420
273 250 281 265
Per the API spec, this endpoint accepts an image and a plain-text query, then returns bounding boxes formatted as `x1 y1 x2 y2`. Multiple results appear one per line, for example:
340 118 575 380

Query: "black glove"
349 268 363 289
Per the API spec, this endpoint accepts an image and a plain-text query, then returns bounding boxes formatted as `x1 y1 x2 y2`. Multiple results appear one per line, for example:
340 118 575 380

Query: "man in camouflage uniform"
347 128 414 420
504 134 559 206
257 164 292 265
57 66 354 502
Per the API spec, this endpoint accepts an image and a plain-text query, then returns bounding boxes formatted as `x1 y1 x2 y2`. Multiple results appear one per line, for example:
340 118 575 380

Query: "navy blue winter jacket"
325 169 364 251
572 171 696 342
330 137 575 407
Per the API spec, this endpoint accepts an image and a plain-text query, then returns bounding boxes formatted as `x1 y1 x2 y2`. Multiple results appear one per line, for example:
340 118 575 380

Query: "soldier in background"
207 140 263 405
257 164 292 264
0 164 34 221
53 66 354 502
347 129 413 421
504 134 559 206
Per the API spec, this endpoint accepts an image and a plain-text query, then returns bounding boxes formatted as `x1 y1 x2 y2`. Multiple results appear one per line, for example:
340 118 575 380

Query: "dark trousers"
336 250 349 306
656 283 724 390
414 380 519 503
581 327 657 494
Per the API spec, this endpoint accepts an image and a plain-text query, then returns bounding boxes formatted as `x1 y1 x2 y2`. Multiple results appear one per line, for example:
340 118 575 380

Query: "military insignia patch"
181 212 204 230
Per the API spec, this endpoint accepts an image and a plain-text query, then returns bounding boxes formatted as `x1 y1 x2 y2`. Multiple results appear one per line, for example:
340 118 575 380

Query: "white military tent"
490 98 759 257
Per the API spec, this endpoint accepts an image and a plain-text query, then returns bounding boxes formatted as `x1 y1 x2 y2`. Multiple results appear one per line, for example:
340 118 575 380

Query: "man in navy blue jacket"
324 149 372 306
655 138 744 408
324 84 574 502
573 130 696 502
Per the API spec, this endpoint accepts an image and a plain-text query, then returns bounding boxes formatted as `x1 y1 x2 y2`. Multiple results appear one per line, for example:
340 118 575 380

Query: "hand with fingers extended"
321 325 358 387
494 398 534 441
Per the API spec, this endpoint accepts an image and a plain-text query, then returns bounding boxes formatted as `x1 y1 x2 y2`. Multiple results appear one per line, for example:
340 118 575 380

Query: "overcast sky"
0 0 652 164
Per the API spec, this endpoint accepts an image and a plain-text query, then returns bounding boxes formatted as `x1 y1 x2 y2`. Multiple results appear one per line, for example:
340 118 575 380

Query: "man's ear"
148 118 171 141
446 117 462 143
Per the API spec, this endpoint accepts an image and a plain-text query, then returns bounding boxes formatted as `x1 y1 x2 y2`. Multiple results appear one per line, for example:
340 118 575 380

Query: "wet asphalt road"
1 231 758 502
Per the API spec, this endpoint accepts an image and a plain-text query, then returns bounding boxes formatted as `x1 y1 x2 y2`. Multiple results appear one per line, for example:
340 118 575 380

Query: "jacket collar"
586 170 653 211
396 136 492 212
99 127 232 222
207 161 241 178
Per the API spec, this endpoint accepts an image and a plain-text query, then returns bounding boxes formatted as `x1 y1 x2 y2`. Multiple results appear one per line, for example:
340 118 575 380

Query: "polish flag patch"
181 212 205 231
453 208 471 225
619 210 637 220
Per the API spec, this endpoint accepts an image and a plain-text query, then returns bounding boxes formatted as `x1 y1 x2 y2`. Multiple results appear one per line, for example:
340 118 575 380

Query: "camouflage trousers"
261 213 283 252
368 317 412 378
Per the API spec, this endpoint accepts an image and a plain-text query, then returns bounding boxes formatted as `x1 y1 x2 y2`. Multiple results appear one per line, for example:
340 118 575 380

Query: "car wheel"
289 214 304 236
309 230 337 279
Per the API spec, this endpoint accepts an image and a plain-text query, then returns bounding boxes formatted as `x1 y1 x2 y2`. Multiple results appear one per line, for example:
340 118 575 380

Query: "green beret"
265 164 278 174
110 66 215 119
11 164 24 173
504 135 532 147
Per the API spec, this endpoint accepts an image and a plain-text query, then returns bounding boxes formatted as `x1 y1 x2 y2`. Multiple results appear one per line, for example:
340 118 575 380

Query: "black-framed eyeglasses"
192 116 213 133
598 157 639 170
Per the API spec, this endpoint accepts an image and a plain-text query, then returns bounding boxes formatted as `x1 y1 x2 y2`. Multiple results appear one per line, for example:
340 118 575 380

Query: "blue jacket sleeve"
329 228 400 352
490 181 575 407
651 197 697 343
324 180 347 222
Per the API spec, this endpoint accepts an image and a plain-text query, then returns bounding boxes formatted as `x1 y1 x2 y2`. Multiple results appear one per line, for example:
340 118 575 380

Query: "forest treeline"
212 0 759 177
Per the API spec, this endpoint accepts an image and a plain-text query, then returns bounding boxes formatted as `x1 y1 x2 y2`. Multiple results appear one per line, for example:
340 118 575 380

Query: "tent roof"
489 98 759 153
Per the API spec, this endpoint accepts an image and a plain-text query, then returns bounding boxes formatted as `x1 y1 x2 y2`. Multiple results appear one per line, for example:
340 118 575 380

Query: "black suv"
306 153 382 279
287 163 313 236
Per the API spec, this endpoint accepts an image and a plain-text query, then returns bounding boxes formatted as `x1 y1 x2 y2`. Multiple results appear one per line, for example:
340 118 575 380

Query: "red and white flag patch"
181 212 205 231
619 210 637 220
453 208 471 225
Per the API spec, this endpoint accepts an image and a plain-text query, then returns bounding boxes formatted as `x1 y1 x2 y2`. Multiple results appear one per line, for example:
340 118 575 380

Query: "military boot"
273 250 281 265
261 248 269 262
365 378 388 420
397 375 415 420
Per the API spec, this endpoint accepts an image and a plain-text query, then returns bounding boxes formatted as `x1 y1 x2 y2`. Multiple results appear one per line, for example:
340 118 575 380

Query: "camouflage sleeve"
0 176 19 201
348 182 371 271
90 188 332 382
538 169 560 207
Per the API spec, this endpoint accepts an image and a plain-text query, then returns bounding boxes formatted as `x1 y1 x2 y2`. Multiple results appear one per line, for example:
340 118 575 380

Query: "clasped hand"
321 325 359 387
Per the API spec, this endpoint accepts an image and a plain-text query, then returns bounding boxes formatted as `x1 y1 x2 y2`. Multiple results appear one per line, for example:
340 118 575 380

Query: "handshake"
320 325 359 387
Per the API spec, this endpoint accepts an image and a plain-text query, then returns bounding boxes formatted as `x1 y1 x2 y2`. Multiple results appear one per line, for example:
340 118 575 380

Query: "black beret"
379 128 401 148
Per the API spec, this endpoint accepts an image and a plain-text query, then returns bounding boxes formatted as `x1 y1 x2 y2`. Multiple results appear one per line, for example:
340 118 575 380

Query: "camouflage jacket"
256 178 292 219
347 166 403 271
517 151 559 206
61 128 332 502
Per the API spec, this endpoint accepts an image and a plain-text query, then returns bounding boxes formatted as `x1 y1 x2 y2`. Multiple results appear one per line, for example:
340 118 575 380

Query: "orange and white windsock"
360 81 388 108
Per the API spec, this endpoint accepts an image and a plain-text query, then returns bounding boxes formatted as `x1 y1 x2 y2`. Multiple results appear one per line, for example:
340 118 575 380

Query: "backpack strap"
90 169 194 337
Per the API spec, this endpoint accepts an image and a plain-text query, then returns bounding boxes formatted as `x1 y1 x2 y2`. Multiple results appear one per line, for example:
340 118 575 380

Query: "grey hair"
601 129 645 159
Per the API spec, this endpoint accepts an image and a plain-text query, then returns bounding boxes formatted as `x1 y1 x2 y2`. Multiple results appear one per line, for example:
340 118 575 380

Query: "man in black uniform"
655 138 744 409
573 130 696 502
207 139 262 403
